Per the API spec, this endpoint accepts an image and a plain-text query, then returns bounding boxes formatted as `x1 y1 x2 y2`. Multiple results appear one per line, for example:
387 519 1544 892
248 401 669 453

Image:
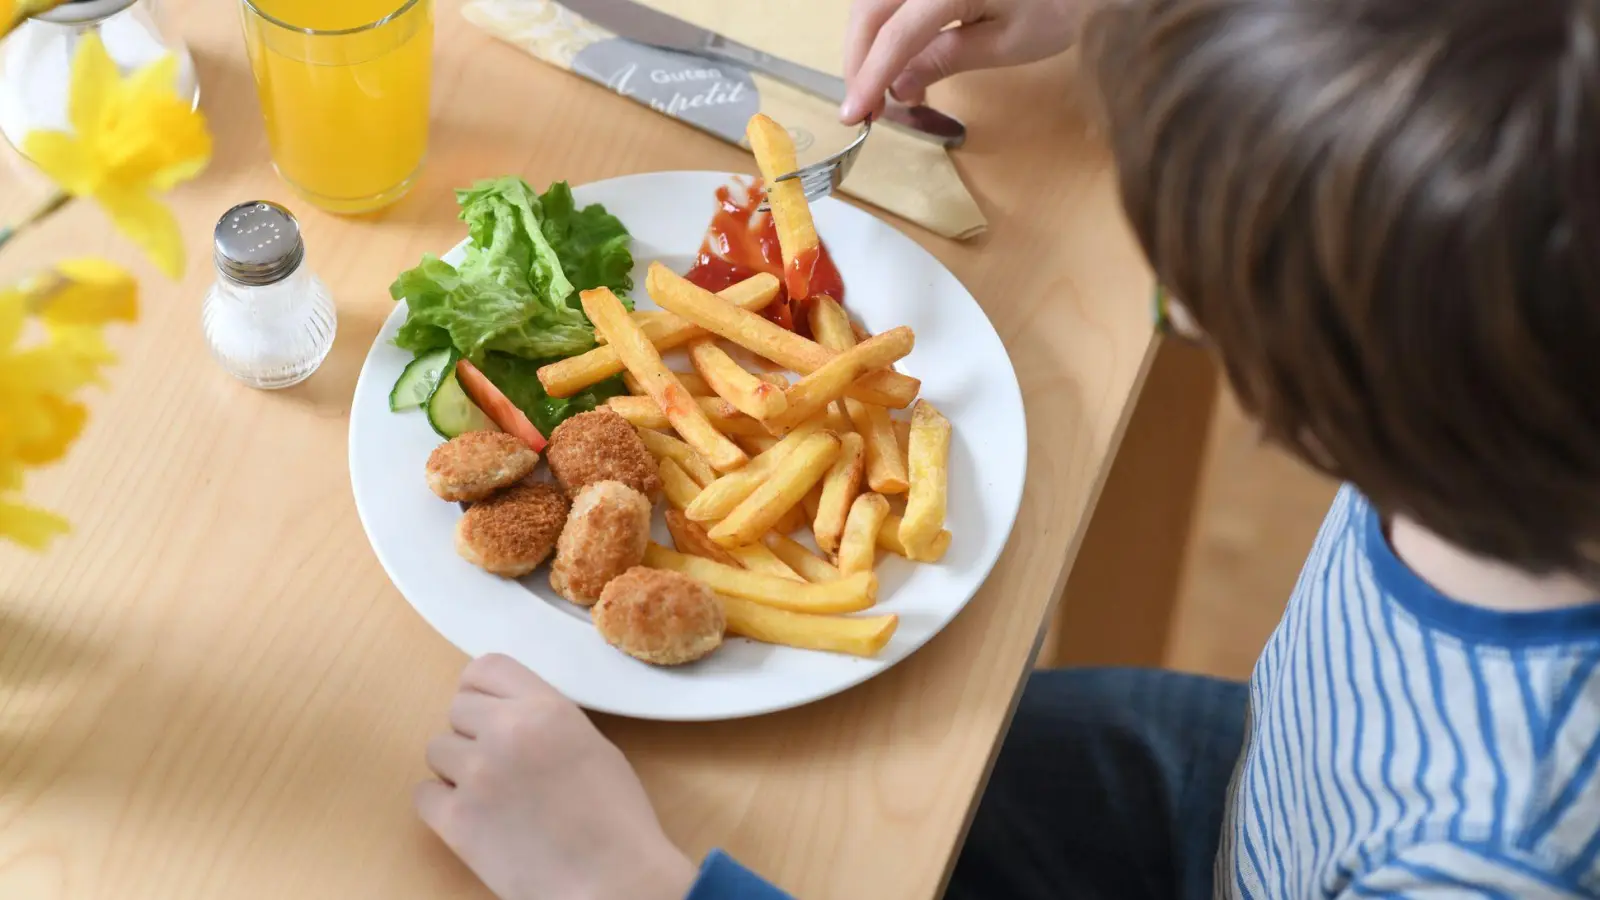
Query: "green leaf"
535 181 635 303
389 177 636 361
472 352 628 437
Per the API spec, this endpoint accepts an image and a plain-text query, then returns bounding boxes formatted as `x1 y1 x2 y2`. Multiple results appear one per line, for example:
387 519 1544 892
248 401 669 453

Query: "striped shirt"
1221 486 1600 899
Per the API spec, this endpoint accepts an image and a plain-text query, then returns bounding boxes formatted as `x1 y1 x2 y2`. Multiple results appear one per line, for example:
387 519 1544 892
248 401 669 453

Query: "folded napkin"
462 0 988 239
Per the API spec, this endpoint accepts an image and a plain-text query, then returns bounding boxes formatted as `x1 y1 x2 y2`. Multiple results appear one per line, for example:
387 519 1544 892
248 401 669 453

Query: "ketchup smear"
683 181 844 337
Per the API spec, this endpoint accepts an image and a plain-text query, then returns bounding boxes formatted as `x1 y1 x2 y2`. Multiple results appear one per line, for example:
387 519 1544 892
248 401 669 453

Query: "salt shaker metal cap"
214 201 306 287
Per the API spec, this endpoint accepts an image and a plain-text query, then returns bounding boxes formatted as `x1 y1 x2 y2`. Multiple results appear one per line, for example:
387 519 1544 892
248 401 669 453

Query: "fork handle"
702 36 967 148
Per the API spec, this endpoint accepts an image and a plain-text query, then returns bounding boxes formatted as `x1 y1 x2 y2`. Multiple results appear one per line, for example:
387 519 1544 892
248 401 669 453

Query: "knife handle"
703 36 966 148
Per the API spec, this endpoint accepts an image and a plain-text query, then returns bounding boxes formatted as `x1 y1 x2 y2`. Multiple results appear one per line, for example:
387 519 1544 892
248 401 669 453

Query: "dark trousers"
946 668 1249 900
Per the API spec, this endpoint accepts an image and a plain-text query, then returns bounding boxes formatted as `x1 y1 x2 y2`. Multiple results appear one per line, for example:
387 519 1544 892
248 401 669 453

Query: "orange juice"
241 0 433 213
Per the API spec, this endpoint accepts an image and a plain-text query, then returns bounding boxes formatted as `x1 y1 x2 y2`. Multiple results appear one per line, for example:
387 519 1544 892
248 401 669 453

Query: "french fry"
802 484 822 522
813 431 865 553
728 543 804 581
636 427 716 487
685 421 821 523
878 513 952 562
626 369 714 397
606 395 770 438
582 287 747 472
689 337 789 420
848 401 911 494
811 298 910 493
765 327 914 433
894 418 911 467
807 296 856 351
596 310 674 344
736 433 781 455
647 264 920 408
838 492 890 576
823 402 854 435
665 509 742 567
900 400 951 556
720 595 897 658
764 533 842 583
747 114 823 302
709 431 841 547
659 458 703 511
645 543 876 613
539 273 780 397
772 502 807 535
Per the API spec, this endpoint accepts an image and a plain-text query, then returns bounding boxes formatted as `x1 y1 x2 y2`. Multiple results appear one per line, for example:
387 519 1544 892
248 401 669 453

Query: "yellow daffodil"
22 34 211 279
0 259 137 549
1 1 68 38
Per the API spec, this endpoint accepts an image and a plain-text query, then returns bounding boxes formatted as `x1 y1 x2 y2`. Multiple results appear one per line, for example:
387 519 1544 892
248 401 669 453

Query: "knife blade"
557 0 966 148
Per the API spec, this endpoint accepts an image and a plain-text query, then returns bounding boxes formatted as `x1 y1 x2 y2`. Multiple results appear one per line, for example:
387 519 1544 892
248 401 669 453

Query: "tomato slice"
455 359 548 453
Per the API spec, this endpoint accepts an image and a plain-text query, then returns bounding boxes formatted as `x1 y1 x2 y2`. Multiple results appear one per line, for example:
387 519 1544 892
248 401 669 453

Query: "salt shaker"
202 201 336 390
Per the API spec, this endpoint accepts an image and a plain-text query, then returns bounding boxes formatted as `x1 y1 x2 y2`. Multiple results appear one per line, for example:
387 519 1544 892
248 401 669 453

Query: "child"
414 0 1600 897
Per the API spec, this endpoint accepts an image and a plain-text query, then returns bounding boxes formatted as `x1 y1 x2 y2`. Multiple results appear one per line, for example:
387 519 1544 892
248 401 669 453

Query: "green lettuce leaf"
535 181 635 296
472 352 628 437
390 177 634 362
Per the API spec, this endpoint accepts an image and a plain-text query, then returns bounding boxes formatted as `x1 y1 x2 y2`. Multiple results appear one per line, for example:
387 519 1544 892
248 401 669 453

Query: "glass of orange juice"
240 0 432 214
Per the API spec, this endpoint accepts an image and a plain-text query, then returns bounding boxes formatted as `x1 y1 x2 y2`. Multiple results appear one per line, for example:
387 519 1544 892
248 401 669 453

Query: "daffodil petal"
13 395 86 465
94 186 184 279
0 288 24 349
0 497 70 549
21 132 99 196
0 459 21 493
41 259 139 325
68 33 118 140
124 53 180 102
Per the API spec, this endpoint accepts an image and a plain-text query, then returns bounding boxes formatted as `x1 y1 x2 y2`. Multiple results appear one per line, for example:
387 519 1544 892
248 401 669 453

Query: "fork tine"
754 119 872 210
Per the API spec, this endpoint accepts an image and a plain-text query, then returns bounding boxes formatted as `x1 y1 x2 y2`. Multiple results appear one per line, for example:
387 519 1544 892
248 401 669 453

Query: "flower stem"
0 190 72 252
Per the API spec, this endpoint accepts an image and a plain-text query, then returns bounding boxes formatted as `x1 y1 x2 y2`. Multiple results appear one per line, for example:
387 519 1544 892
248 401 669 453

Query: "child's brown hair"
1083 0 1600 578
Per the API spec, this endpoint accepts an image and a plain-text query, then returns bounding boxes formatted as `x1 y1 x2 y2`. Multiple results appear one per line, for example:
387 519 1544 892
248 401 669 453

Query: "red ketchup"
683 181 844 338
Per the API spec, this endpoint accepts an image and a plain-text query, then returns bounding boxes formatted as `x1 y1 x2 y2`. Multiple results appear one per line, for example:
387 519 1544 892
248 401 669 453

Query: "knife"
557 0 967 148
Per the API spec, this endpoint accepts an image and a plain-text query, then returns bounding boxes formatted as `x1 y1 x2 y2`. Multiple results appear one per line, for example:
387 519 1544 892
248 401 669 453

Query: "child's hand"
415 654 697 900
842 0 1094 122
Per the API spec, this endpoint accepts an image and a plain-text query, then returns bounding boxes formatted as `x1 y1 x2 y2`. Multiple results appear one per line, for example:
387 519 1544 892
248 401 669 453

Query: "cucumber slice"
426 368 498 438
389 349 456 411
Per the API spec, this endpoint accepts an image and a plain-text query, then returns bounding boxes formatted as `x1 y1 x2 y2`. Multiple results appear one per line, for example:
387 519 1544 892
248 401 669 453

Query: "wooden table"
0 1 1157 897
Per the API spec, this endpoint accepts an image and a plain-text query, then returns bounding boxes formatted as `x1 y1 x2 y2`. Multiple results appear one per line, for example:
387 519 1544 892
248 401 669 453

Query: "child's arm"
687 850 796 900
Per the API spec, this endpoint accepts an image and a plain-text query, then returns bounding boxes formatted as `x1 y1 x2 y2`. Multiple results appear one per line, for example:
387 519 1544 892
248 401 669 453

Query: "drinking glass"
239 0 432 214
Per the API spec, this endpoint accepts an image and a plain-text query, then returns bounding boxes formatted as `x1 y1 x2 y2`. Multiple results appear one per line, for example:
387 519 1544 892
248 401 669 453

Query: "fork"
757 119 872 212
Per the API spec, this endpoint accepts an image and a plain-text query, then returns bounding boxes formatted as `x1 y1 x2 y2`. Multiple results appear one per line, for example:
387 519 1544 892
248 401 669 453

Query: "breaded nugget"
455 482 569 577
549 480 652 606
546 409 661 500
426 432 541 502
592 567 724 666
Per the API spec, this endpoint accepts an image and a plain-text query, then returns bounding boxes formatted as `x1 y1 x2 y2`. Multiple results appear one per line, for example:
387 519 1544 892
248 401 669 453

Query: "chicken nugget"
546 409 661 500
455 481 569 577
550 480 652 607
427 432 540 503
592 567 724 666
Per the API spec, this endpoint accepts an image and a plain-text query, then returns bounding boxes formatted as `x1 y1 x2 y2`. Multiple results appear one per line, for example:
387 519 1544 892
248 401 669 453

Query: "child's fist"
416 654 695 900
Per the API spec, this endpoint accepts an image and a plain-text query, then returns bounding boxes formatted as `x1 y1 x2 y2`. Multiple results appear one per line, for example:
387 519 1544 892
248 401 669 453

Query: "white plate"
349 171 1027 721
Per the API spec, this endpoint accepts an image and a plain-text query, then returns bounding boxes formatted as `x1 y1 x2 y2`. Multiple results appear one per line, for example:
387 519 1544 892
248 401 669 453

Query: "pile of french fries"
537 114 953 661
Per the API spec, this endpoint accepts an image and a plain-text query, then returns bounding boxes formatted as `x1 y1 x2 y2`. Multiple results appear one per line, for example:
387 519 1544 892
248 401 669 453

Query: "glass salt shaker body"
203 201 336 390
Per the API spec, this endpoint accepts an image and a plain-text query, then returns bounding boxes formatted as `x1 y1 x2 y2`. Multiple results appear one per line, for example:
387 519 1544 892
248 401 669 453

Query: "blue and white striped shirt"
1222 486 1600 899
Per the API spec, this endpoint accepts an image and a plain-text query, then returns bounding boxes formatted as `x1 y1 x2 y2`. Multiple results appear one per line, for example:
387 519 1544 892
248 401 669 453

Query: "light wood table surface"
0 1 1157 897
